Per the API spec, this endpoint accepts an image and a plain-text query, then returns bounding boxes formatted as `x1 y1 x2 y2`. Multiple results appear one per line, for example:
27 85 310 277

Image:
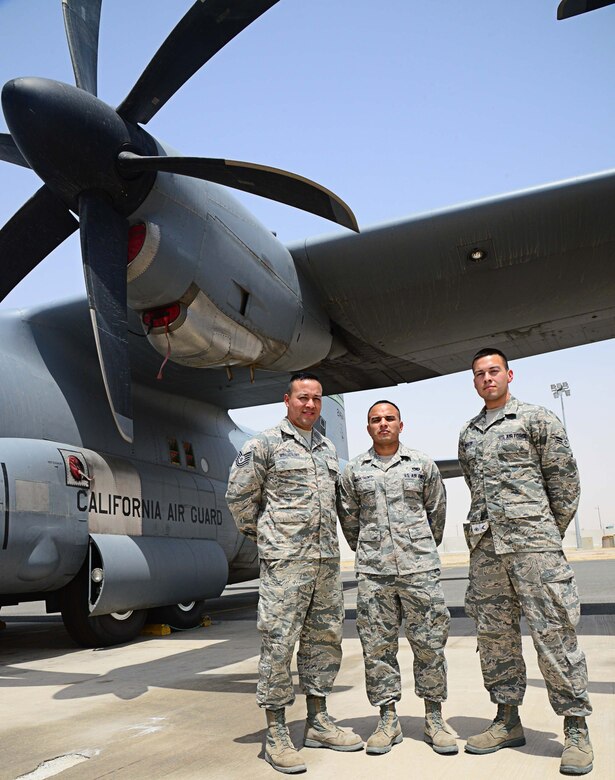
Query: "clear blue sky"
1 1 614 535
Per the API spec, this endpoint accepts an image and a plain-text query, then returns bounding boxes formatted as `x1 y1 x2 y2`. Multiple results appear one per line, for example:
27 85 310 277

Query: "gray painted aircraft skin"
0 290 350 645
0 0 613 646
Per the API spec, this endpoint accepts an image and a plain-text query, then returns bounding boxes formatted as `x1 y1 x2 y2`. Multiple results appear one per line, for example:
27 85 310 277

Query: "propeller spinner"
0 0 358 442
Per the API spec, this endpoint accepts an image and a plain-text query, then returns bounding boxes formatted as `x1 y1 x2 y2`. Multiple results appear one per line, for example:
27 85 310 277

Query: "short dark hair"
367 399 401 421
471 347 509 370
287 372 321 395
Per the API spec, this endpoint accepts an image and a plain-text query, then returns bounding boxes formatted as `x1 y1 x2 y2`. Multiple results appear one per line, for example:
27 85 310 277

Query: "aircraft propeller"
0 0 358 442
63 0 102 96
557 0 615 19
117 152 358 232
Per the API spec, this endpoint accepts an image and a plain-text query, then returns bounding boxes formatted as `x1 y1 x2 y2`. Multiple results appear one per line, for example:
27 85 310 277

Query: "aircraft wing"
288 169 615 395
140 167 615 407
25 169 615 411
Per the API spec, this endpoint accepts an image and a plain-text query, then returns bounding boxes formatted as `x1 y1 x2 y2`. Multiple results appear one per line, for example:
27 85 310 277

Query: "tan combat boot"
465 704 526 754
424 699 458 754
366 703 403 755
303 695 363 751
265 709 307 774
560 716 593 775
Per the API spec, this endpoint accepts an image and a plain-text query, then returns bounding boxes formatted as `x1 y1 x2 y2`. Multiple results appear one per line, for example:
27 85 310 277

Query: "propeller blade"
61 0 102 95
557 0 615 18
116 0 280 124
118 151 359 232
79 193 133 443
0 185 78 300
0 133 30 168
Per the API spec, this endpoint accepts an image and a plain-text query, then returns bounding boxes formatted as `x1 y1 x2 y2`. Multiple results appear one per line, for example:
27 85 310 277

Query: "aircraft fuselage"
0 302 258 643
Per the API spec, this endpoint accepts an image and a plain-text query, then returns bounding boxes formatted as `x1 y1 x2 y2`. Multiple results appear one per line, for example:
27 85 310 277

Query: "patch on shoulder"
235 450 253 468
553 434 570 447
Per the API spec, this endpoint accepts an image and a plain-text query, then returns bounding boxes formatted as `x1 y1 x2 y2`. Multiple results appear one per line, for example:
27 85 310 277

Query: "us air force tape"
235 450 252 468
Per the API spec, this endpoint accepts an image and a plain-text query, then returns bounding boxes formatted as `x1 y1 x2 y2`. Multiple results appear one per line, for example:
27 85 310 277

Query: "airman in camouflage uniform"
458 348 593 776
337 400 457 756
225 372 362 774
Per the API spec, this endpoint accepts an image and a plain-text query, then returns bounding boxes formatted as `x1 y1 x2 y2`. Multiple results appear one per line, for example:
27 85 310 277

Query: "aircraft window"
183 441 196 469
168 438 181 466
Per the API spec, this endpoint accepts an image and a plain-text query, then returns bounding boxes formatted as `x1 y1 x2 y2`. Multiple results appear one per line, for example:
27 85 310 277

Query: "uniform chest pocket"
324 457 340 477
274 456 308 473
403 477 423 495
271 455 311 508
354 476 376 495
354 476 376 510
497 435 531 463
273 456 309 493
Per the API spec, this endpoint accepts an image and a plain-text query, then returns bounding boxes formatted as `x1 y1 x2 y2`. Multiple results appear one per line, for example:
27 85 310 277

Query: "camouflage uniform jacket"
225 417 340 560
337 443 446 575
458 396 580 554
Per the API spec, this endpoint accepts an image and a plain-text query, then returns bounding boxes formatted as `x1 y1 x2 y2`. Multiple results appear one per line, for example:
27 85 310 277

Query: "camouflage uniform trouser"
356 570 450 707
256 557 343 709
465 532 591 716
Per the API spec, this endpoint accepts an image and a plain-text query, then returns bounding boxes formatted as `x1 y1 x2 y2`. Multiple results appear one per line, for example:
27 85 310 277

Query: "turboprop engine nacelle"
126 163 333 372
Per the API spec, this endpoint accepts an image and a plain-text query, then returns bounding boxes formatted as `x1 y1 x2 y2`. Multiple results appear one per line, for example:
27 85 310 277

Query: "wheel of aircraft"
148 601 207 631
59 562 148 647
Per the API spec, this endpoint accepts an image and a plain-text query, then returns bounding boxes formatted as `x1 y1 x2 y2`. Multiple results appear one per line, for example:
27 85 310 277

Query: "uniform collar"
361 442 413 470
472 396 520 431
280 417 323 449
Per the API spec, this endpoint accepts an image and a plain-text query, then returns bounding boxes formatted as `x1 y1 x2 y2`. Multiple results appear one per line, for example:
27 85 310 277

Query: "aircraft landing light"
468 248 487 262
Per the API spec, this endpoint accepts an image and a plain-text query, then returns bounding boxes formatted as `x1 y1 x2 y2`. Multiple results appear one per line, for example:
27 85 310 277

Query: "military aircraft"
0 0 613 647
557 0 615 18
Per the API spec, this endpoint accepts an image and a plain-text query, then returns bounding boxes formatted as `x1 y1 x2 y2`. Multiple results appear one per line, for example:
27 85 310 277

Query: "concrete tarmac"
0 557 613 780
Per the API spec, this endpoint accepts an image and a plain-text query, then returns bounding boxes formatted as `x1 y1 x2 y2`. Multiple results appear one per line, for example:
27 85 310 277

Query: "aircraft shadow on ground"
0 619 81 662
0 630 352 703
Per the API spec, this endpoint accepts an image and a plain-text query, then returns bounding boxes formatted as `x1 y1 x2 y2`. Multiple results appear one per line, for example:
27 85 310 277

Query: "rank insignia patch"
235 451 252 468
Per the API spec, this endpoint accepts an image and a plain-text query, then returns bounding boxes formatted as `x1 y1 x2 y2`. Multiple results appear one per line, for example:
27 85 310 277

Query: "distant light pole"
551 381 570 428
596 505 604 533
551 381 582 549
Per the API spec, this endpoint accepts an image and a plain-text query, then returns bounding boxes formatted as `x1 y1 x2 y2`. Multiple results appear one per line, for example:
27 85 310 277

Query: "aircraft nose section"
2 77 144 211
